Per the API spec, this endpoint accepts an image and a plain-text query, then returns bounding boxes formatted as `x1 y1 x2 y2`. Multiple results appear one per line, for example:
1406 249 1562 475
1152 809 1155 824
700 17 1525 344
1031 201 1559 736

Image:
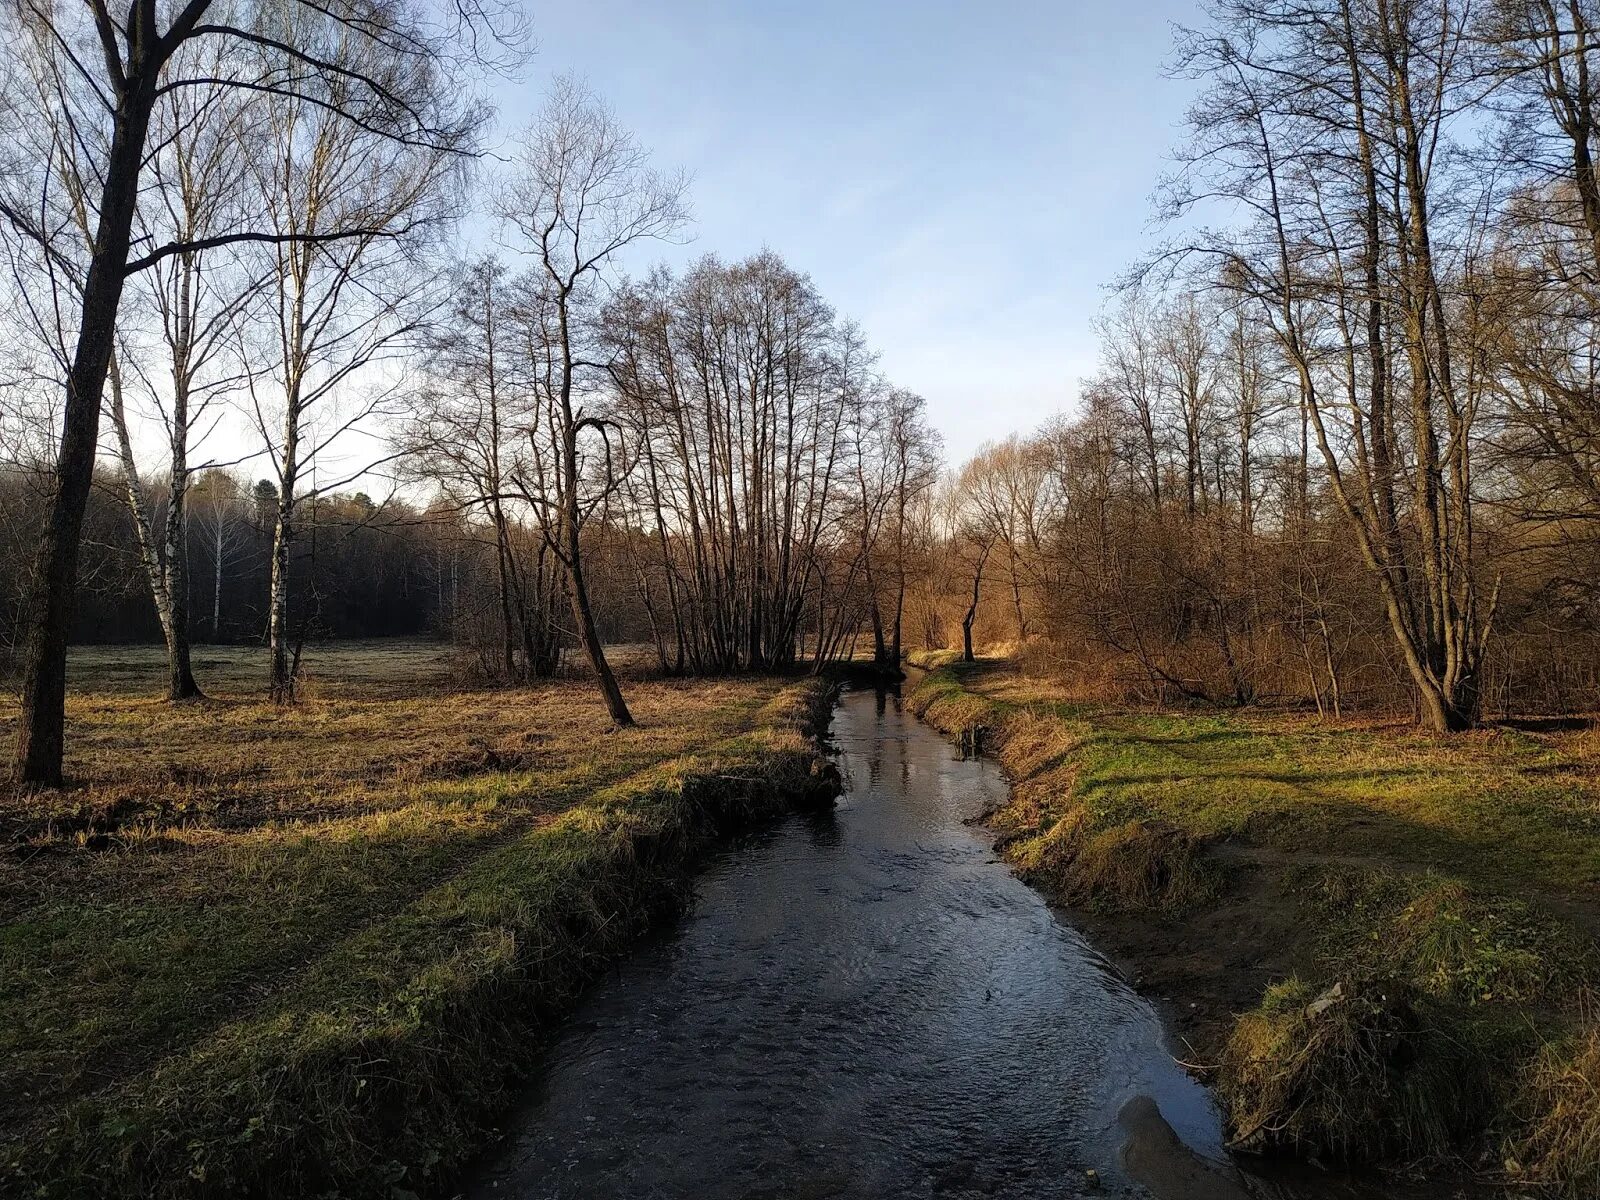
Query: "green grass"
1 645 837 1198
907 656 1600 1193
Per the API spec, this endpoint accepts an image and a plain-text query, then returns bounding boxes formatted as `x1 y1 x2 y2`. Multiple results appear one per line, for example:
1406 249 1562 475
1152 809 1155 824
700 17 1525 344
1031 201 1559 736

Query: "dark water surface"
470 689 1330 1199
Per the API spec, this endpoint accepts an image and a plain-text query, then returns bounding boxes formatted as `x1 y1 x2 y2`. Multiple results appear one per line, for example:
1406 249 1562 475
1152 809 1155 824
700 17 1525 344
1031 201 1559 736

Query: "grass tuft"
1055 819 1217 913
1220 976 1500 1164
1514 1021 1600 1197
1305 871 1598 1005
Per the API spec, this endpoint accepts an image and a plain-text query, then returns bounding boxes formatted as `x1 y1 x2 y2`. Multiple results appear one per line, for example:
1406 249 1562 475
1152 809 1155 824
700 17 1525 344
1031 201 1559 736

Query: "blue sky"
486 1 1204 455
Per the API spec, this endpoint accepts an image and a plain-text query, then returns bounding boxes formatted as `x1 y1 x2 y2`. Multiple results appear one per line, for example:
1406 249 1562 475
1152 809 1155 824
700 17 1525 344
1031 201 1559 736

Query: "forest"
10 0 1600 745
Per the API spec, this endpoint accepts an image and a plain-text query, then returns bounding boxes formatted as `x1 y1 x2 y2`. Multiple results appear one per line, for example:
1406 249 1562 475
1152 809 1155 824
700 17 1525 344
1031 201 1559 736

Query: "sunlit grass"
907 656 1600 1192
0 641 832 1198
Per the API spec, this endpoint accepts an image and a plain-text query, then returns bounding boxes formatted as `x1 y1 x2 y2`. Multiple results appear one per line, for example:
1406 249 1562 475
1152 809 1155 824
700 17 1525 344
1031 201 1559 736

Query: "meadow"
0 641 834 1198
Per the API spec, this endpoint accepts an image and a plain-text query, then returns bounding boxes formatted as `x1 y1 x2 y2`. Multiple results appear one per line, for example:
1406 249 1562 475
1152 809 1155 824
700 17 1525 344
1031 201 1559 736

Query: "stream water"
469 688 1372 1199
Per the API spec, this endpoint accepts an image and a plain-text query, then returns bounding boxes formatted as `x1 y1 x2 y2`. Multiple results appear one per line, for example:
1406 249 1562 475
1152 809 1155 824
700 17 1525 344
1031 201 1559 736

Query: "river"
469 687 1376 1199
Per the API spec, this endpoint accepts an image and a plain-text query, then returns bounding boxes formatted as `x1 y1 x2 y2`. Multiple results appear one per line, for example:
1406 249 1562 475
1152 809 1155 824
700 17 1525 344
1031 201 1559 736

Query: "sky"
481 0 1207 457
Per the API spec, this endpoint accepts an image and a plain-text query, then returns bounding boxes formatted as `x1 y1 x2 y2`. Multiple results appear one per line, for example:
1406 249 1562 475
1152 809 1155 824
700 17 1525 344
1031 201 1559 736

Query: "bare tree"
0 0 502 782
239 9 464 704
600 254 874 674
189 468 250 639
106 51 259 700
882 388 941 664
1165 0 1497 731
400 257 562 680
500 77 688 727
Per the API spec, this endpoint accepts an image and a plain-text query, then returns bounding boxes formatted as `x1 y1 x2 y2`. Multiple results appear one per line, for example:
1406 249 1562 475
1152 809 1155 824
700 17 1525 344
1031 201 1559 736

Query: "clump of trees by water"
922 0 1600 732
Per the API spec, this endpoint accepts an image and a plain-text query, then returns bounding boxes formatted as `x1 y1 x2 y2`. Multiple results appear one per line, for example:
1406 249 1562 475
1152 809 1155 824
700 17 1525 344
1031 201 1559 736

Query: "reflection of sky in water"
472 689 1227 1199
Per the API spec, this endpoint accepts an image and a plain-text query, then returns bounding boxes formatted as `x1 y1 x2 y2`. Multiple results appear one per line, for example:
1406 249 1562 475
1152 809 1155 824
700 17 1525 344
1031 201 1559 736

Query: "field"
908 654 1600 1195
0 641 834 1198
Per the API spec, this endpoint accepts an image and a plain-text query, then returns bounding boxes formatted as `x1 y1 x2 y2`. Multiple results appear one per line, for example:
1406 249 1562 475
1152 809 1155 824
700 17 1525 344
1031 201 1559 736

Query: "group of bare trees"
1 2 939 782
0 0 504 782
403 245 942 699
18 0 1600 786
924 0 1600 731
601 255 941 675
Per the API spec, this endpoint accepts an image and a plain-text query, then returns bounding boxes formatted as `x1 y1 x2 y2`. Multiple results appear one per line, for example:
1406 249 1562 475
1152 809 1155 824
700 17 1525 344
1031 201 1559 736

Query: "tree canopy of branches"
602 254 940 674
0 0 503 781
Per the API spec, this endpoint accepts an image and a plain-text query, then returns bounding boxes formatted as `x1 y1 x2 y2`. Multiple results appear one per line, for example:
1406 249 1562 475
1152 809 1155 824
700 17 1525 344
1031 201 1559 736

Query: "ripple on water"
469 689 1241 1200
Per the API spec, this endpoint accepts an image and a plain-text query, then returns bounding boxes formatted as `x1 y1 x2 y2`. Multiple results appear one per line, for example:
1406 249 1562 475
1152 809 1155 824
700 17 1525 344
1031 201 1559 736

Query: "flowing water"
470 688 1373 1199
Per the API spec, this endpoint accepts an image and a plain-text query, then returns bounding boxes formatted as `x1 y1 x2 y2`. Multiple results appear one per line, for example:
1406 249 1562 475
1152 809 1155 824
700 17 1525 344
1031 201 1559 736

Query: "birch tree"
244 25 457 703
105 49 258 700
0 0 500 782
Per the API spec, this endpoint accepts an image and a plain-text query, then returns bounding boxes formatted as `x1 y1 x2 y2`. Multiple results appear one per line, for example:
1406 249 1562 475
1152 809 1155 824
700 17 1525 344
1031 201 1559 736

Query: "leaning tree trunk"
13 72 159 787
565 524 633 727
891 584 906 668
109 358 204 702
870 599 889 667
555 298 632 727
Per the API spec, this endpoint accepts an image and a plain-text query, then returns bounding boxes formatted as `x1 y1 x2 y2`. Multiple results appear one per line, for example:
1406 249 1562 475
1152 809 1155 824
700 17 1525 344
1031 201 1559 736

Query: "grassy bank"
907 655 1600 1195
1 644 838 1199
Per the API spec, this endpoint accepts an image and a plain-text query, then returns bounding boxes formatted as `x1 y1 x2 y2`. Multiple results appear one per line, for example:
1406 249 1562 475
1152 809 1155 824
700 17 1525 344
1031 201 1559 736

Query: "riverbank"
0 645 838 1199
907 655 1600 1196
468 684 1235 1200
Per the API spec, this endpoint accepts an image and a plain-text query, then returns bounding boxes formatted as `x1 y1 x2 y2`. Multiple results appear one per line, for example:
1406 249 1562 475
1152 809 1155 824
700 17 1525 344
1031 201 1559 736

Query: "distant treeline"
0 468 459 649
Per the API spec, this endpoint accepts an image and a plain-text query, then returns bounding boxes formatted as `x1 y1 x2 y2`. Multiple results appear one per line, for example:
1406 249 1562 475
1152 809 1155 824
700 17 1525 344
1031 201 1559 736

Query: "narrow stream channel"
469 688 1337 1199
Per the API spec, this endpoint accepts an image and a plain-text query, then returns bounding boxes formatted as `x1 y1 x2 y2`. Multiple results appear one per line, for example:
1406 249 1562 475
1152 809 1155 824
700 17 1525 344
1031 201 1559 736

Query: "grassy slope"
0 645 837 1199
907 654 1600 1195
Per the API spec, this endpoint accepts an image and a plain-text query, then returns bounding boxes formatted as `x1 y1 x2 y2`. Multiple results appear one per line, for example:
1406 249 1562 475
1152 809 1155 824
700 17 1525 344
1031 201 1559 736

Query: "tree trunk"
870 600 888 666
108 359 203 702
163 606 202 701
492 515 519 681
961 544 988 664
891 573 906 667
161 438 202 702
566 545 632 726
557 297 632 726
12 69 158 786
268 506 294 704
212 519 224 639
